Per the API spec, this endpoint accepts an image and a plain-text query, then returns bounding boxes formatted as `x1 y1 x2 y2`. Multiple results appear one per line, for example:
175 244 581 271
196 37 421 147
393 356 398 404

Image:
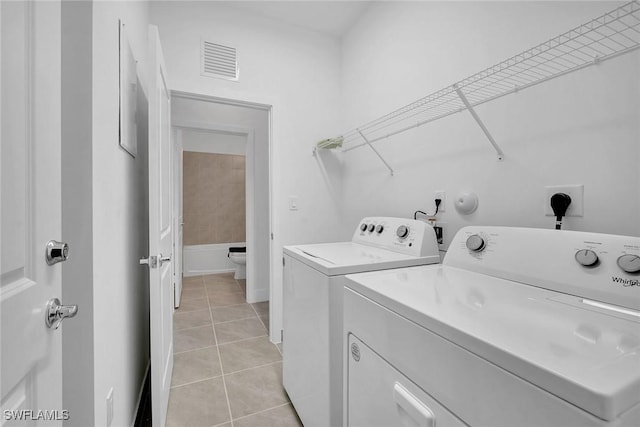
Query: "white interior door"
146 25 174 427
1 1 67 424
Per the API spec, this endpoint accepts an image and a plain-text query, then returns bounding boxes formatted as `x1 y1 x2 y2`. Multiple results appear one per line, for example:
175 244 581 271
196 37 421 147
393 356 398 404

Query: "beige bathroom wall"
183 151 246 245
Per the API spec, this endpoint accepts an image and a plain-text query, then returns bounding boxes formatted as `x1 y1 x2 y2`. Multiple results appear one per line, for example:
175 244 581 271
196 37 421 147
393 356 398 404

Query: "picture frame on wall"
119 19 138 157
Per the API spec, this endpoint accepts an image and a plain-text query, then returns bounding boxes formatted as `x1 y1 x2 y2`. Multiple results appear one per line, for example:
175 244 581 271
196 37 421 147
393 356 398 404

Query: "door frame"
170 91 274 335
171 127 183 308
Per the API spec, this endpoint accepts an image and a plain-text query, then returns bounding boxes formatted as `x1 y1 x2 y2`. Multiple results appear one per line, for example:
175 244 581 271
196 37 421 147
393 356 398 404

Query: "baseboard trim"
184 268 235 277
183 243 244 277
247 288 269 303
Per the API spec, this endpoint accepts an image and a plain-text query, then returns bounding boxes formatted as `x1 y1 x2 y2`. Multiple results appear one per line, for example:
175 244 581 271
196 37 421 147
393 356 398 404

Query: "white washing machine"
283 217 441 427
344 226 640 427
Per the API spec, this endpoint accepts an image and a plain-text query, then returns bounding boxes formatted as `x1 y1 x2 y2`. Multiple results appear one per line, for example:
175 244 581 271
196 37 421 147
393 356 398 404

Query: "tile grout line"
249 302 268 331
217 332 268 347
170 373 223 389
231 402 292 423
208 291 236 427
222 360 282 377
173 343 217 356
213 314 260 326
172 321 214 334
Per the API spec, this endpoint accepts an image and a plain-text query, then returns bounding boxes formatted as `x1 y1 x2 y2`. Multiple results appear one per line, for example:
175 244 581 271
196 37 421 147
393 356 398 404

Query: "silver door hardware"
46 240 69 265
45 298 78 329
159 254 171 265
140 255 158 268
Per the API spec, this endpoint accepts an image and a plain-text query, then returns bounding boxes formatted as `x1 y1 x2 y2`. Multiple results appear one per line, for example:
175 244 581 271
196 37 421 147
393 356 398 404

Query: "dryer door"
347 334 466 427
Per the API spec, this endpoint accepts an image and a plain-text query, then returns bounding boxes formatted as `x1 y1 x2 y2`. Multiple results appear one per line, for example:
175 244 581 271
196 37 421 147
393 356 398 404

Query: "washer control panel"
352 217 439 257
446 226 640 312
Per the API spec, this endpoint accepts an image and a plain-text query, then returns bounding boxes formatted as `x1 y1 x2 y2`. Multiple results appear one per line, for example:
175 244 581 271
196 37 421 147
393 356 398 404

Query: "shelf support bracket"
357 129 394 176
454 85 505 161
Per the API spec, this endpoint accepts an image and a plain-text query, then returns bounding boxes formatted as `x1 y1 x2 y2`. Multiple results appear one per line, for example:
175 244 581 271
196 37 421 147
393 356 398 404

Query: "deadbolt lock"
46 240 69 265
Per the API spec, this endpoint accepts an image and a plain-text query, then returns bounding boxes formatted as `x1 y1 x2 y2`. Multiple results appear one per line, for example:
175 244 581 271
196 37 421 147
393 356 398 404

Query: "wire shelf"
336 1 640 155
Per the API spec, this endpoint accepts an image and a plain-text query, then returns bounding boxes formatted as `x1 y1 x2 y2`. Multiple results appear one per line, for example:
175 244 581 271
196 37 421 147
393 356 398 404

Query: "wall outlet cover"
544 185 584 217
434 191 446 212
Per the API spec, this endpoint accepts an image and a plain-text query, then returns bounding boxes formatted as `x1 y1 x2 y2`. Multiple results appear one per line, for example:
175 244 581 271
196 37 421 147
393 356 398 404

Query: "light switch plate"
288 196 299 211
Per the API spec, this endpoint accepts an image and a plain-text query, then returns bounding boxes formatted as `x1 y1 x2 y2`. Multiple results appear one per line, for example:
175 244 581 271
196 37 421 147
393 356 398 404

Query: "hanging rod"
334 1 640 155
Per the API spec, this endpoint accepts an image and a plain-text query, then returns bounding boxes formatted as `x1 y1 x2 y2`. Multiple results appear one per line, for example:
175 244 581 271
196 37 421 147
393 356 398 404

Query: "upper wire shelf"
333 1 640 159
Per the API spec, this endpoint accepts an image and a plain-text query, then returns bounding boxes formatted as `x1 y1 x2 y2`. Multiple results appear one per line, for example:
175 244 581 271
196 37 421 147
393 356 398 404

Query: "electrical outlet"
544 185 584 217
434 191 446 212
433 221 447 246
106 388 114 427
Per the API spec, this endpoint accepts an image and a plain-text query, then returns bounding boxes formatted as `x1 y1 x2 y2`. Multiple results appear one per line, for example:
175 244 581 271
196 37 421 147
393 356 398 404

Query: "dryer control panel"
352 217 439 258
445 226 640 312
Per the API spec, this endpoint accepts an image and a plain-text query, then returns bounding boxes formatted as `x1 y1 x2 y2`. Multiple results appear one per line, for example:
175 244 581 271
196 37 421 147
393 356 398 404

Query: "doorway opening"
170 91 273 337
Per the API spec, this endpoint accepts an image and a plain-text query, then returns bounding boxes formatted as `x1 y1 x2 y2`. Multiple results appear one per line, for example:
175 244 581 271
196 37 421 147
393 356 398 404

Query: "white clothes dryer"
344 226 640 427
283 217 440 427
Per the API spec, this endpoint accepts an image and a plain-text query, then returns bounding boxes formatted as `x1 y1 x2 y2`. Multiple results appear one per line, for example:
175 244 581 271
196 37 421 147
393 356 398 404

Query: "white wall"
92 2 151 427
151 2 344 340
182 129 247 155
339 1 640 244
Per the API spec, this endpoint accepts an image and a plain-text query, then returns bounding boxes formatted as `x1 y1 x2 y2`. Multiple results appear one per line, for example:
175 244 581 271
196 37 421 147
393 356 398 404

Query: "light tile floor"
167 273 302 427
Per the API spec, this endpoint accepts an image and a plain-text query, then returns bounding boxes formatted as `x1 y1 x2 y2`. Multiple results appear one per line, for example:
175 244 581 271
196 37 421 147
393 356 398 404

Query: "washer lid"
283 242 439 276
345 265 640 421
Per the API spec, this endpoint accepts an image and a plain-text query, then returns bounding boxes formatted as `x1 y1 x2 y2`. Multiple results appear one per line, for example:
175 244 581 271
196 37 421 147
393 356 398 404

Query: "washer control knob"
396 225 409 239
617 254 640 273
360 223 368 232
465 234 486 252
575 249 599 267
368 224 375 232
376 225 384 234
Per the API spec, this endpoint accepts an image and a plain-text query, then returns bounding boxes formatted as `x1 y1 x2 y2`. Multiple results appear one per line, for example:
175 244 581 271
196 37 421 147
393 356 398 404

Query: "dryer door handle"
393 382 435 427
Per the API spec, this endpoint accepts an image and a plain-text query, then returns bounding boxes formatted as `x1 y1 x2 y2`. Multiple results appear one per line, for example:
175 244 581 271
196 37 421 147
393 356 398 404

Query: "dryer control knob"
575 249 599 267
368 224 375 232
617 254 640 273
396 225 409 239
465 234 486 252
360 223 368 232
376 225 384 234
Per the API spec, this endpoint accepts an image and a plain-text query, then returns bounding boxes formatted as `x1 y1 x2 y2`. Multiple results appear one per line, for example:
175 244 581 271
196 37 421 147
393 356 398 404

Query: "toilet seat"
228 246 247 279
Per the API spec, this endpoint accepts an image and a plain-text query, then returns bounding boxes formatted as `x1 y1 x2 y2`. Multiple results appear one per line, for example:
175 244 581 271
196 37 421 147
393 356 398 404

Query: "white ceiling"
220 1 372 38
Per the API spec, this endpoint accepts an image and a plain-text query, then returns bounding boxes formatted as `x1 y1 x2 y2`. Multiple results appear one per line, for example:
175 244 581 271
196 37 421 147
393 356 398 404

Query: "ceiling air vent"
201 40 239 81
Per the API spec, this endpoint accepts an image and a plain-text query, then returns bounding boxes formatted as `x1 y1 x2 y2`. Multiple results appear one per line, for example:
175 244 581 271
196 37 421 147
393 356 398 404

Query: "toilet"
228 246 246 280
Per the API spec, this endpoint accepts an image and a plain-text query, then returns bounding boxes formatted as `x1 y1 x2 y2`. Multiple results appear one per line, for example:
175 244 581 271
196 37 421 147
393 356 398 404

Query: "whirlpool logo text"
611 276 640 287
